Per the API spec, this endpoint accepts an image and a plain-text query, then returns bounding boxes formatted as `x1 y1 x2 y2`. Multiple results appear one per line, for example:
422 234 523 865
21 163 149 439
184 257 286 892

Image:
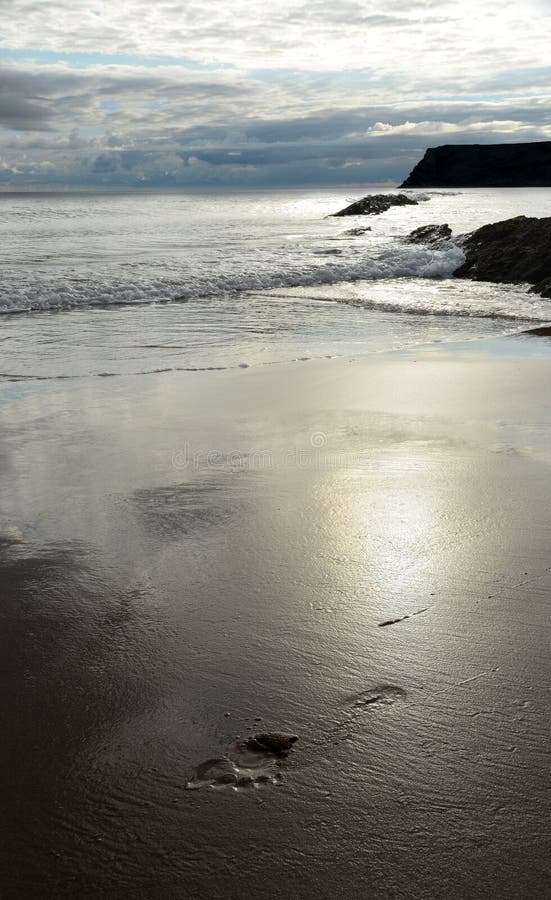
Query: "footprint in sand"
348 684 407 709
186 733 298 791
306 684 408 748
186 687 408 791
186 687 407 792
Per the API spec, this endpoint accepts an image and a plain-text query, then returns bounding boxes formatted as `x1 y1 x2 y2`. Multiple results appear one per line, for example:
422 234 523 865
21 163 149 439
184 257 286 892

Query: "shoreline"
1 312 551 391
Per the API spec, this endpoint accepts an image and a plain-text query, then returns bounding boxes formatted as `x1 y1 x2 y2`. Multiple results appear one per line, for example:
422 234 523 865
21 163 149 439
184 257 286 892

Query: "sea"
1 187 550 381
3 186 551 899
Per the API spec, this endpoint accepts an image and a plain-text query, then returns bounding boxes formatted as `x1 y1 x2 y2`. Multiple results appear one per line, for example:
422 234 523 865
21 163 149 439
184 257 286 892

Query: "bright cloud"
1 0 550 187
2 0 550 76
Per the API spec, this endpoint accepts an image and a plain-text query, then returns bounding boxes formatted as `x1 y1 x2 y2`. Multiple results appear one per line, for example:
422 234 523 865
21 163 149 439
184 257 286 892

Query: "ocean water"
3 188 551 899
1 187 550 380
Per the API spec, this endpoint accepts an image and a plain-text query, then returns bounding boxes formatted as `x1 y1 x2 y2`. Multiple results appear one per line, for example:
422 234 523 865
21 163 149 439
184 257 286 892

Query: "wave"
2 238 550 326
263 278 551 322
339 292 550 322
0 365 230 382
0 241 465 314
0 357 333 383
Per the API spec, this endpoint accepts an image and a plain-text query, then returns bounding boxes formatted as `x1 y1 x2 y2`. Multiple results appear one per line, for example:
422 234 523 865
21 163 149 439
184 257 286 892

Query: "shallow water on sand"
2 354 551 897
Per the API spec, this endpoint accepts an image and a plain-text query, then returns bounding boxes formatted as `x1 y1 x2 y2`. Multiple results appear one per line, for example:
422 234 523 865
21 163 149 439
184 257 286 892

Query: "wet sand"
2 342 551 898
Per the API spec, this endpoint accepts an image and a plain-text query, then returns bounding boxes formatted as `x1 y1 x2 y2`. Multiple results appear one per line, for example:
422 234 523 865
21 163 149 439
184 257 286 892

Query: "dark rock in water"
343 225 372 235
401 141 551 188
530 277 551 299
331 194 418 217
452 216 551 297
519 325 551 337
407 223 452 244
248 733 298 754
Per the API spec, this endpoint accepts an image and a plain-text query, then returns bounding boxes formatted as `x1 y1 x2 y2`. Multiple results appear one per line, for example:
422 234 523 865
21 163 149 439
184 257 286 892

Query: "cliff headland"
401 141 551 187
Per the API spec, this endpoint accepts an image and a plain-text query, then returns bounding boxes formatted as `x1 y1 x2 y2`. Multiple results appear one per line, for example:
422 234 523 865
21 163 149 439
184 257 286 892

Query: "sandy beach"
2 337 551 898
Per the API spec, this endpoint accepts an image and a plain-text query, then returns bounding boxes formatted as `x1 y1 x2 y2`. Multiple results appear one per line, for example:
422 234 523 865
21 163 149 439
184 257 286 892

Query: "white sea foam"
1 189 551 381
272 278 551 322
0 241 465 314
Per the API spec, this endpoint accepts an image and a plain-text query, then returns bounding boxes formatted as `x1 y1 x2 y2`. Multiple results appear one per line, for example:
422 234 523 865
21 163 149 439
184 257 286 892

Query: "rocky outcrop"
407 223 452 244
331 193 418 216
452 216 551 297
532 277 551 299
343 225 372 235
521 325 551 336
400 142 551 188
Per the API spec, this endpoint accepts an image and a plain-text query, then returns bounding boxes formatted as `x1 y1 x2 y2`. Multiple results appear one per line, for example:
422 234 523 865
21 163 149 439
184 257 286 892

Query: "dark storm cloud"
178 142 388 167
91 153 118 173
168 99 551 149
0 94 54 131
87 141 396 176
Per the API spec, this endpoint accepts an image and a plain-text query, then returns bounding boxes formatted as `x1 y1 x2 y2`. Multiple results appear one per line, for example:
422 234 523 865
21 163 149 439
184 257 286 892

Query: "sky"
1 0 551 189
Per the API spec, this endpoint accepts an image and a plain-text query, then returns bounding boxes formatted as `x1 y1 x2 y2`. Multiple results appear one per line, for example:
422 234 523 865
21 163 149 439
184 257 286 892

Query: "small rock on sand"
248 733 299 754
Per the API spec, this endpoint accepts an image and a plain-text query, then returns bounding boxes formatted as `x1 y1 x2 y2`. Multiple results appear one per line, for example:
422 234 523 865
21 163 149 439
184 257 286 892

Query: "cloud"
0 93 54 131
0 62 269 133
368 118 551 138
1 0 550 187
1 0 549 78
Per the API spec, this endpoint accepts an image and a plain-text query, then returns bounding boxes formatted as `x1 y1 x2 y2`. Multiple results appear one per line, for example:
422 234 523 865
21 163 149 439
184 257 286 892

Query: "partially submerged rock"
452 216 551 297
343 225 372 235
407 223 452 244
331 194 418 217
519 325 551 337
530 277 551 299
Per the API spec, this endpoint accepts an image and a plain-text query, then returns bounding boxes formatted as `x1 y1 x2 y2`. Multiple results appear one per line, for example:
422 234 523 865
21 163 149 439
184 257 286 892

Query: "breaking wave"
293 278 551 323
0 241 465 314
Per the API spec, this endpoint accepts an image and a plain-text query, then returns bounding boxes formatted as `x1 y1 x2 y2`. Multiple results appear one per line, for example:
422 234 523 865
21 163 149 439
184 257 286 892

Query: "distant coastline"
401 141 551 187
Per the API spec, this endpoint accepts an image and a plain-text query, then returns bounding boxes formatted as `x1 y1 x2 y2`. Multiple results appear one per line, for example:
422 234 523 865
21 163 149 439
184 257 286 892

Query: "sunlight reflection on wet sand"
2 347 551 897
